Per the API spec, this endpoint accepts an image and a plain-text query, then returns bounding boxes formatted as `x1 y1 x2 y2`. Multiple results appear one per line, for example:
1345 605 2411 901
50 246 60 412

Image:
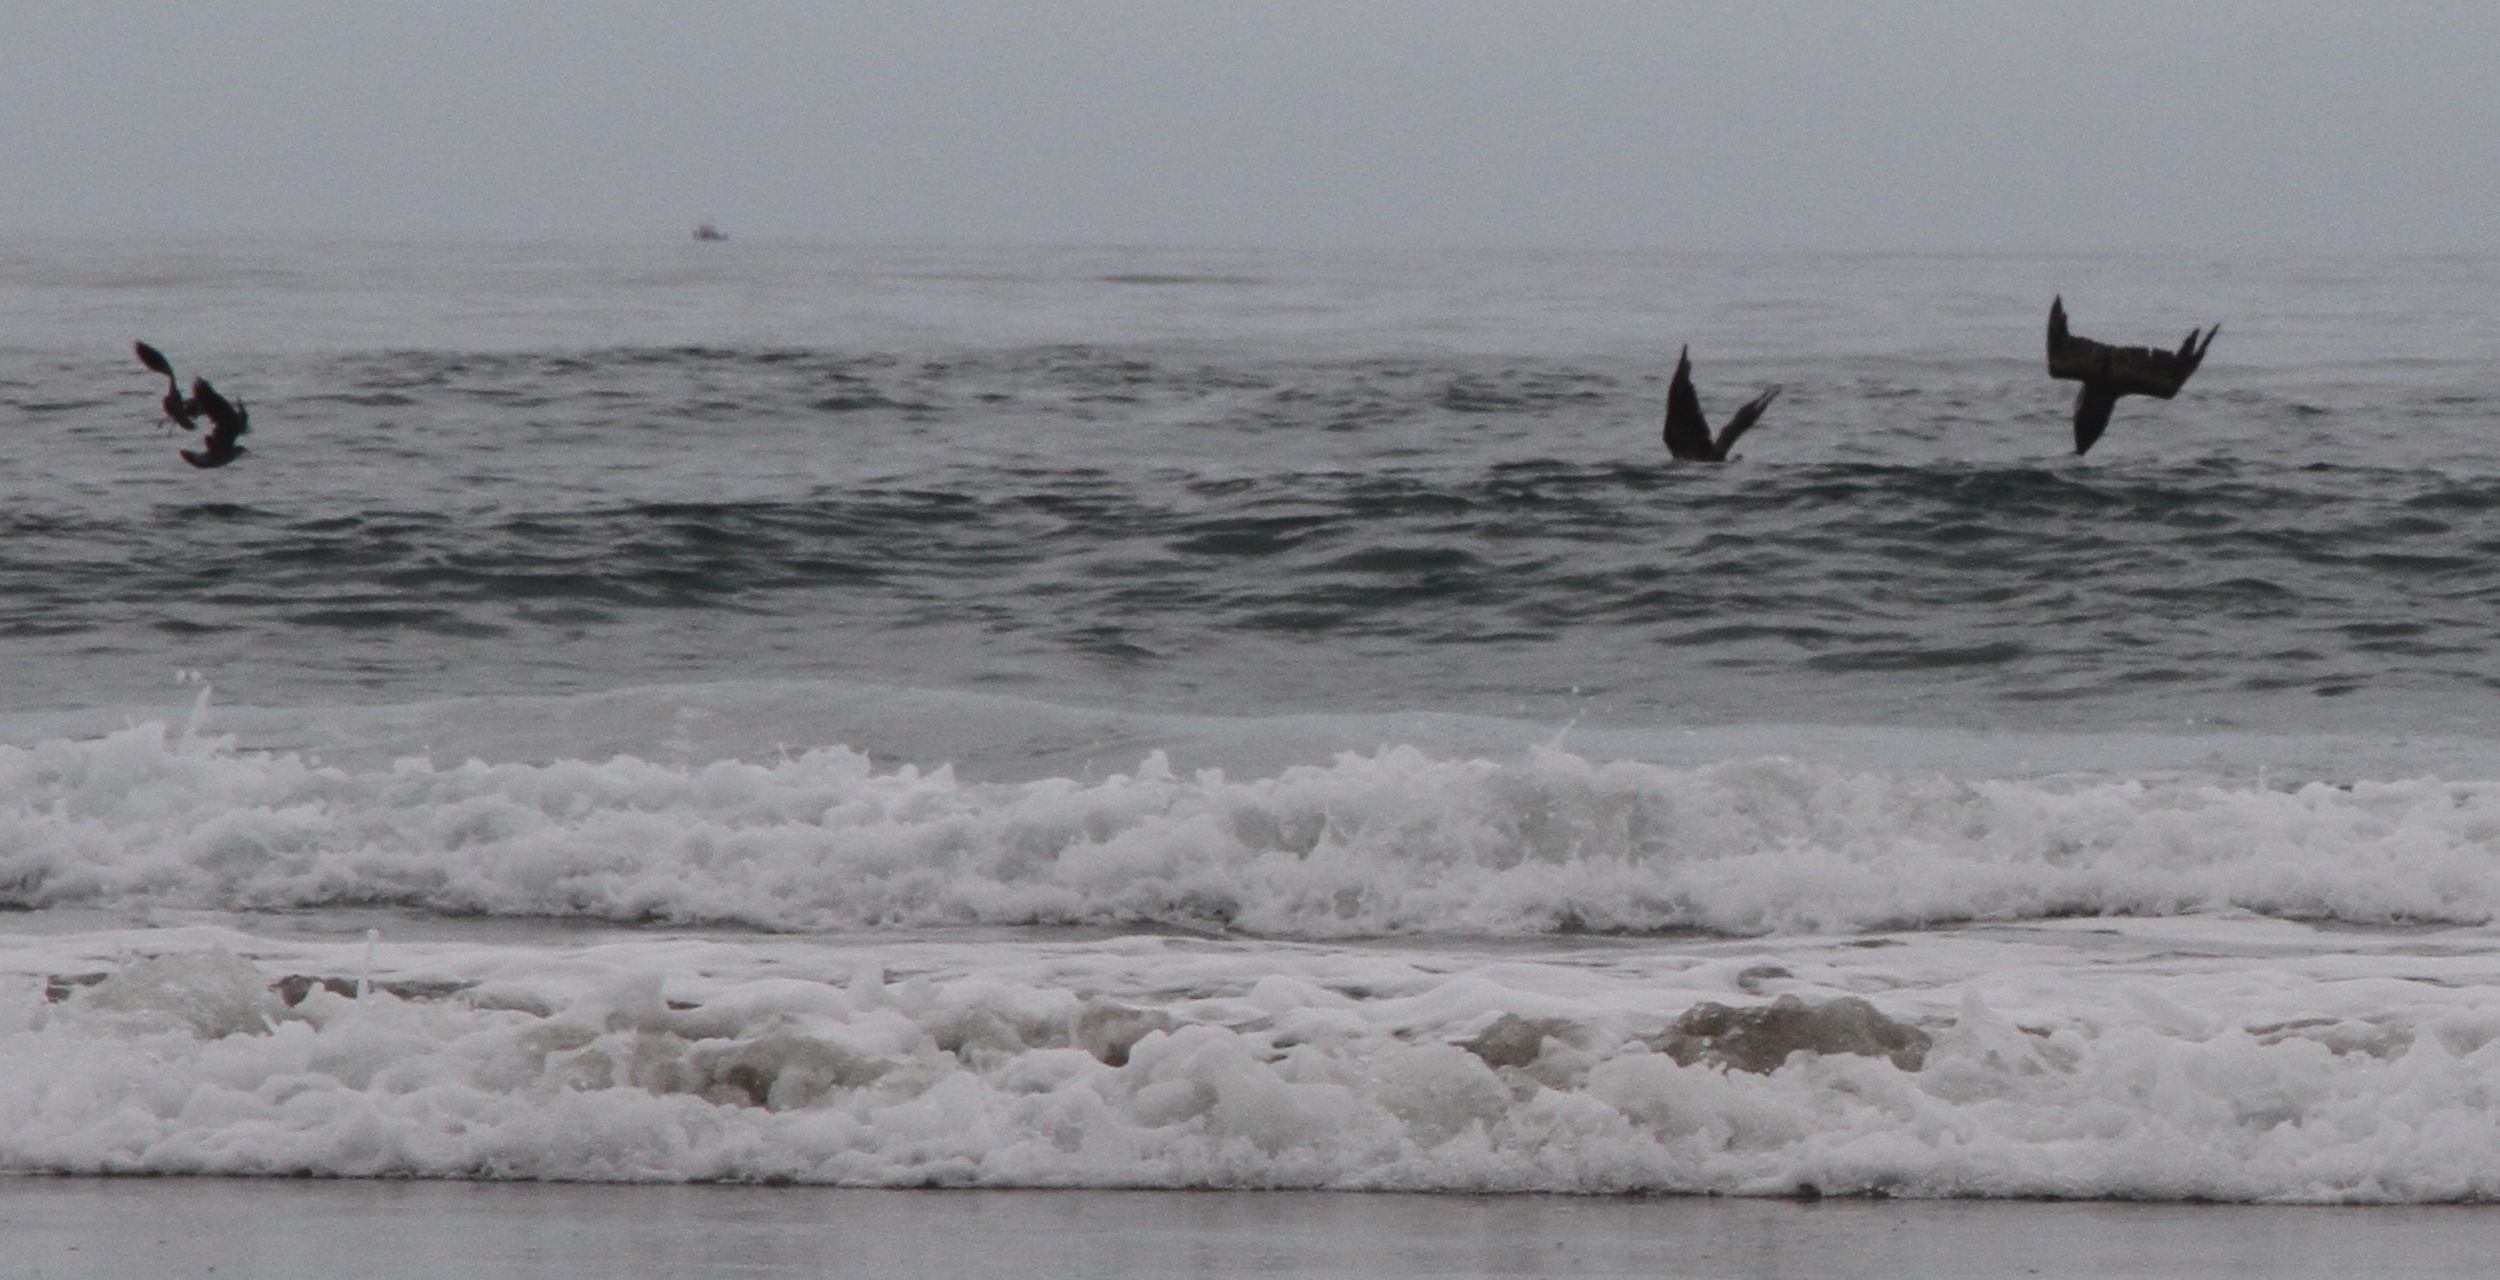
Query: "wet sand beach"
2 1181 2492 1279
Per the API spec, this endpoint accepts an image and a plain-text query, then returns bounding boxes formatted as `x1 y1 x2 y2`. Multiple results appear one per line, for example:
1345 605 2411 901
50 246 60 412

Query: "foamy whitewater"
4 241 2500 1200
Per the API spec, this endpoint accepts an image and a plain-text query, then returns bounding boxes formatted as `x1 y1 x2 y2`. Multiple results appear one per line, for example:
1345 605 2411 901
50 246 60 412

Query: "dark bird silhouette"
1662 346 1781 461
179 377 249 468
134 342 199 430
2046 297 2219 455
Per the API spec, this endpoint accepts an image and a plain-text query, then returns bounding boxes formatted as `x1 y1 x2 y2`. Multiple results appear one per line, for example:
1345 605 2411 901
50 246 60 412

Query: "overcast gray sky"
6 1 2495 251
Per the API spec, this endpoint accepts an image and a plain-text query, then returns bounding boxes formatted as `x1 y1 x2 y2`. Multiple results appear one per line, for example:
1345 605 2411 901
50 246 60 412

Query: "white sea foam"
7 709 2500 1198
0 916 2497 1199
7 717 2500 934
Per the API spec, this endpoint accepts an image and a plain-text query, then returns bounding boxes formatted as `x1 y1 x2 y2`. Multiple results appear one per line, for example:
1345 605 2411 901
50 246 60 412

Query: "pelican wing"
2099 325 2219 400
2047 298 2219 397
2046 296 2112 382
135 342 176 379
1661 347 1717 460
1712 385 1782 459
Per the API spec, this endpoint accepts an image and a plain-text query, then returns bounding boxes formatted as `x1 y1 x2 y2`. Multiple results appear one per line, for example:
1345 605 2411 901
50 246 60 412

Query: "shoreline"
2 1179 2494 1279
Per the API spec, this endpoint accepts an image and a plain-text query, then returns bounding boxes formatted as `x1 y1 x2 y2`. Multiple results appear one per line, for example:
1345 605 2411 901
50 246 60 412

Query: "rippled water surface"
5 242 2499 734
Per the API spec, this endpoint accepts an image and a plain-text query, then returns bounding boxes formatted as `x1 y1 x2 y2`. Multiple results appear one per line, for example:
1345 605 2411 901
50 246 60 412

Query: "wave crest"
6 723 2498 934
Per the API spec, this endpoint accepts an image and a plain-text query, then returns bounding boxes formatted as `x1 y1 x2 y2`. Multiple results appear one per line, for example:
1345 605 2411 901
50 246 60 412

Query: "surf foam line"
6 720 2500 934
5 922 2500 1200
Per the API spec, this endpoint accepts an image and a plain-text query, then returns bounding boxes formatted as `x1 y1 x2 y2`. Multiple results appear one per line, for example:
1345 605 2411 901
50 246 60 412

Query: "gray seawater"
5 241 2499 739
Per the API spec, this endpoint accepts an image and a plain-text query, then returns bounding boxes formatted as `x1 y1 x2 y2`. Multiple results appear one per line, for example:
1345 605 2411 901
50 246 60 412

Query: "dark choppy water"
4 242 2500 736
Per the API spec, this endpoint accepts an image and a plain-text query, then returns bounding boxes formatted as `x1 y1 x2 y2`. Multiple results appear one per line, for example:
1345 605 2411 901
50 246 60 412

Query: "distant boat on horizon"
692 222 729 242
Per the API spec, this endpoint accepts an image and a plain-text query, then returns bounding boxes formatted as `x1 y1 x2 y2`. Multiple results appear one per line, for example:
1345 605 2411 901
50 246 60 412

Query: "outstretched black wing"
2047 296 2219 398
2045 296 2099 381
135 341 176 380
1713 385 1781 459
1661 346 1718 460
2101 324 2218 400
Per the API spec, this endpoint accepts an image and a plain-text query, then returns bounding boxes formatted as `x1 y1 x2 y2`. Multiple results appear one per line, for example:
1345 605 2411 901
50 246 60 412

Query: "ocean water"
3 240 2500 1200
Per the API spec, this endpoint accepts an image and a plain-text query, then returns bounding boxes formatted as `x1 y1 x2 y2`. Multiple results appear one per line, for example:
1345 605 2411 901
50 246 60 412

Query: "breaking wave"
8 716 2500 935
5 925 2499 1200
